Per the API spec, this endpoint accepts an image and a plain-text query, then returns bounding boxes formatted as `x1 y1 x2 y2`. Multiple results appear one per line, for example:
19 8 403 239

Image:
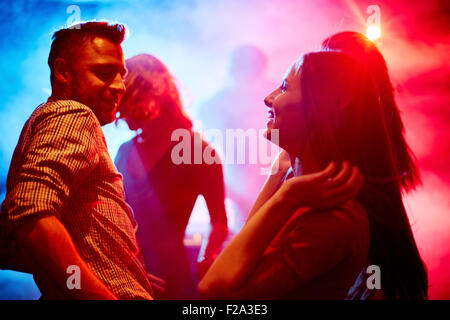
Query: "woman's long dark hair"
322 31 420 192
299 51 428 299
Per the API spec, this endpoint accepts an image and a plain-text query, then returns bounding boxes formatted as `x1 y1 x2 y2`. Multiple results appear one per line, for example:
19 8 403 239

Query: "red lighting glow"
366 25 382 41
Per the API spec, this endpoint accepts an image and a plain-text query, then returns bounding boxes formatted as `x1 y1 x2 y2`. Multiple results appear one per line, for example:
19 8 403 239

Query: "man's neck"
50 85 70 101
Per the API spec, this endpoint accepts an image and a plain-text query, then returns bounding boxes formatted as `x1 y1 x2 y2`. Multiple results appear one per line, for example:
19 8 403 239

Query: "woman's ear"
53 57 72 86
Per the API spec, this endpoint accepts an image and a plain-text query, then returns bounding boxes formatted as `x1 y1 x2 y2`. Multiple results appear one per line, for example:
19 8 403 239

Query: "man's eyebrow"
91 62 127 76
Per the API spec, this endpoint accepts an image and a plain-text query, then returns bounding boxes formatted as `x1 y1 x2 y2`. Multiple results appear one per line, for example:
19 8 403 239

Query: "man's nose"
110 73 126 95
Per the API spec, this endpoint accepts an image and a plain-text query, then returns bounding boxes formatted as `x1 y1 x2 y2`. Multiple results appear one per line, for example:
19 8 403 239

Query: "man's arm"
14 214 117 299
2 103 115 298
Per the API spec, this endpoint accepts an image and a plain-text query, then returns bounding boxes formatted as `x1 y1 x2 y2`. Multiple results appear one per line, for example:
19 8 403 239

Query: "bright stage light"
366 25 381 41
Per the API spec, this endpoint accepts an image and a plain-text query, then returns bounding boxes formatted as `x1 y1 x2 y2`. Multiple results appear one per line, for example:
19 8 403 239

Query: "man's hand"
197 254 218 280
147 273 167 300
274 161 364 211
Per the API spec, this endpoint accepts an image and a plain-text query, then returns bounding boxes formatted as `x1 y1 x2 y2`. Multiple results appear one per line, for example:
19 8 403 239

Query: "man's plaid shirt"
1 99 154 299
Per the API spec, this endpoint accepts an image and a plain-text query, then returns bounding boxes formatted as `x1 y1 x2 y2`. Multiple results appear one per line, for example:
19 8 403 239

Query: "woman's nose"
264 94 273 108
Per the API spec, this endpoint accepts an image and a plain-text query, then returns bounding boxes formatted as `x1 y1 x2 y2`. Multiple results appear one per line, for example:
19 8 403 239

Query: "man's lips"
104 98 120 110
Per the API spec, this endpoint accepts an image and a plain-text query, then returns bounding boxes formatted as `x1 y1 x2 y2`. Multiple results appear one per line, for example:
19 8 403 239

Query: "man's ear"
53 57 72 85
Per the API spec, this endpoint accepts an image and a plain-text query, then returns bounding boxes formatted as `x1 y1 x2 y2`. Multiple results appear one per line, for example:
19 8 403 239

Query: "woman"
115 54 228 299
199 50 427 299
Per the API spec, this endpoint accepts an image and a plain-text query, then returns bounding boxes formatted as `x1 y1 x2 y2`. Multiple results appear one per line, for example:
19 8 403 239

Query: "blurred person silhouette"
115 54 228 299
199 50 427 300
195 45 277 227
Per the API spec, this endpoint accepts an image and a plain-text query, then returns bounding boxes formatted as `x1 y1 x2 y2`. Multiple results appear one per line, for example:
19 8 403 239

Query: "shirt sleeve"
2 103 100 237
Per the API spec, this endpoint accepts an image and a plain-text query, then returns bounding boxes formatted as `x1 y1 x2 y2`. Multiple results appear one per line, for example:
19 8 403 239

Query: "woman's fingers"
283 162 337 191
344 166 363 196
327 166 363 200
278 161 363 210
318 175 363 209
323 161 351 189
283 162 338 195
314 166 363 210
349 167 364 196
305 162 337 182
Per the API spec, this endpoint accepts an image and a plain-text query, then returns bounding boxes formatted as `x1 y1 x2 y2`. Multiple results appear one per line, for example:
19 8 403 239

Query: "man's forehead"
77 36 124 62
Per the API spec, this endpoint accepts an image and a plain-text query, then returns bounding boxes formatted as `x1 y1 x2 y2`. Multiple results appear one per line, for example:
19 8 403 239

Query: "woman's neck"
286 141 321 176
139 117 173 141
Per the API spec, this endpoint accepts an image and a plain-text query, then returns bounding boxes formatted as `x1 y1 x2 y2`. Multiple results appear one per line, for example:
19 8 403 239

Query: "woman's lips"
267 109 274 126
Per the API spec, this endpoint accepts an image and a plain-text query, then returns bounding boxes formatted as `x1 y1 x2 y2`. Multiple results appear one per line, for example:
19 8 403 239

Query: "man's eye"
95 67 115 81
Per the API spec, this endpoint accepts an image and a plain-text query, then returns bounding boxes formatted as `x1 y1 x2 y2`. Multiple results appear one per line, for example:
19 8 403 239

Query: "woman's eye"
280 80 288 92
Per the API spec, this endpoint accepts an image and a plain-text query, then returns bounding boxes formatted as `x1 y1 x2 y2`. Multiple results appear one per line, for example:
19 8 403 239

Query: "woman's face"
264 61 307 151
120 93 159 132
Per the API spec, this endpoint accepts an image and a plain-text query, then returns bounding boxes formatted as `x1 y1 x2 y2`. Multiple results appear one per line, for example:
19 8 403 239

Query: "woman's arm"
198 160 229 278
247 150 292 223
198 162 363 299
198 189 299 299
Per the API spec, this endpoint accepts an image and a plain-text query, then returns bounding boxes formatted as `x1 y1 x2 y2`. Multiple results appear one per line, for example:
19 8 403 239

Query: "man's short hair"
48 21 126 86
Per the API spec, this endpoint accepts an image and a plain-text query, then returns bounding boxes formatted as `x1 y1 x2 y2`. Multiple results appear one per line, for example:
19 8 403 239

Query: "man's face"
67 36 127 126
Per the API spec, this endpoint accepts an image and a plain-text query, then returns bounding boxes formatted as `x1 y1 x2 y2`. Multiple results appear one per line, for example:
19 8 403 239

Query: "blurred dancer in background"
195 45 277 227
115 54 228 299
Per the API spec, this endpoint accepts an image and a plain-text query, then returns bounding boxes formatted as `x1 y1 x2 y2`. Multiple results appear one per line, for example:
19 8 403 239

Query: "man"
0 21 154 299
